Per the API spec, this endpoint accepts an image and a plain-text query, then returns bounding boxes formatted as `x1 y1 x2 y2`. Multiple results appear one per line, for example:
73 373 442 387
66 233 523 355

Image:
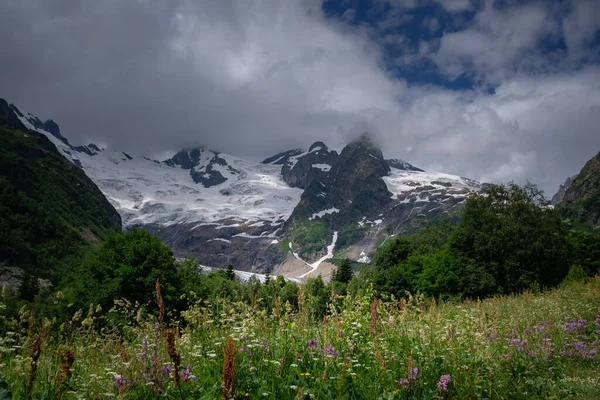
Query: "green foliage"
0 126 121 282
373 216 453 271
563 265 586 284
333 259 353 284
226 264 236 280
0 381 11 400
449 182 570 295
304 275 330 319
365 183 572 300
567 230 600 276
17 270 39 302
285 220 329 256
335 223 369 249
66 229 181 313
280 239 291 253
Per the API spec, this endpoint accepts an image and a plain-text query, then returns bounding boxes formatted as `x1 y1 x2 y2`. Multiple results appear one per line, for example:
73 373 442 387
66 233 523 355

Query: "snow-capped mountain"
6 101 482 279
10 104 302 228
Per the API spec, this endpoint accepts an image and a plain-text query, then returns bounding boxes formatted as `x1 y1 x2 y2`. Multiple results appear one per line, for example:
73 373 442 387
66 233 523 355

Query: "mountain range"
0 99 509 280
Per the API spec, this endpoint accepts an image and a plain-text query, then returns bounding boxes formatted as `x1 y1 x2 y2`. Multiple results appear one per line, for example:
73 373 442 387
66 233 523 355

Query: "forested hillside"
0 99 121 283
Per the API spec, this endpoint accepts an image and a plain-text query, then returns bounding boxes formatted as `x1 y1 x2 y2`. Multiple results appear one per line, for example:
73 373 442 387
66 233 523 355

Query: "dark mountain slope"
0 99 121 281
559 151 600 229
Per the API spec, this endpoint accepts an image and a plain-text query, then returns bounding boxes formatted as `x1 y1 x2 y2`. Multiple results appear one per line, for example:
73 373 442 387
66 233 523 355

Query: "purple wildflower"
161 365 173 376
437 375 451 393
141 336 149 363
398 378 410 389
564 319 587 334
115 375 131 395
140 335 152 383
408 367 419 381
507 338 528 352
322 344 340 358
308 338 318 354
180 365 198 382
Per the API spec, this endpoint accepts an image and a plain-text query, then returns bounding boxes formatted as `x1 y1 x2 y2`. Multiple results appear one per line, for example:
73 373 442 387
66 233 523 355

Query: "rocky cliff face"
560 152 600 228
282 134 481 265
165 148 243 188
551 175 577 205
273 142 338 189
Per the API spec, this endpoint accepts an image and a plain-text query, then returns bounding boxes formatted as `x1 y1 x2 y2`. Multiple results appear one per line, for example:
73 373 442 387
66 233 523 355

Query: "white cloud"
377 67 600 193
435 1 554 82
437 0 472 13
1 0 599 196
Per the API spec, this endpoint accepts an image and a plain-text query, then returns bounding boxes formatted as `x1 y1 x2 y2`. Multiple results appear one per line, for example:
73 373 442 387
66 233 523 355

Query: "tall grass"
1 277 599 399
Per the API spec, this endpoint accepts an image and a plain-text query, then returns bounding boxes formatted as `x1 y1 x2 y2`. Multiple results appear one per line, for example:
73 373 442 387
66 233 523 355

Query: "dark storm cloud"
0 0 395 157
1 0 599 195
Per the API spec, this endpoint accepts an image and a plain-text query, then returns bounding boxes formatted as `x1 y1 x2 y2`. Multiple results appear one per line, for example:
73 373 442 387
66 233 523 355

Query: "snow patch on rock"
309 207 340 221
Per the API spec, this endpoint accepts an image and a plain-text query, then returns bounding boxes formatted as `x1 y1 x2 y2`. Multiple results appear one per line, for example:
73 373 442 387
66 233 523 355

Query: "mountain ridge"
558 151 600 228
2 99 482 277
0 99 122 284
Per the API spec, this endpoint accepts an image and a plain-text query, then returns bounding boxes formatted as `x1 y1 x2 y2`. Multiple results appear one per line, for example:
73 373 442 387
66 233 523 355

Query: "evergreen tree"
334 259 353 284
18 270 39 302
226 264 236 280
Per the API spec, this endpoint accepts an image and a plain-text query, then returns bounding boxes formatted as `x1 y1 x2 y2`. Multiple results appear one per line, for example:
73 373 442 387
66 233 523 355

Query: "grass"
335 224 369 250
1 277 600 399
285 220 329 257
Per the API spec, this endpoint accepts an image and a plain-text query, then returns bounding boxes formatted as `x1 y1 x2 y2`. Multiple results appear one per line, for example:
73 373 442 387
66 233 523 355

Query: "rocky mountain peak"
551 175 577 205
337 133 390 178
73 143 103 157
279 142 338 189
164 148 204 169
261 148 304 165
288 136 393 235
163 147 242 188
43 119 61 137
0 99 27 130
386 158 423 172
8 103 71 147
308 141 328 152
560 151 600 227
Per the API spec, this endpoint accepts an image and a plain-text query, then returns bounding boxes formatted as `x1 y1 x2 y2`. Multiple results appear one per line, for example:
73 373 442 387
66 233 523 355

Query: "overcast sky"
1 0 599 194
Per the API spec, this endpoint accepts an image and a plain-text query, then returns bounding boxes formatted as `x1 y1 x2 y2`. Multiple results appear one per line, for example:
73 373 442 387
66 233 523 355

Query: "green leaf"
0 380 12 400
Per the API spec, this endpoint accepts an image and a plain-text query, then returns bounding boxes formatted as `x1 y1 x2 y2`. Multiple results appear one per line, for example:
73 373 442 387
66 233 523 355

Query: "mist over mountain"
2 1 600 194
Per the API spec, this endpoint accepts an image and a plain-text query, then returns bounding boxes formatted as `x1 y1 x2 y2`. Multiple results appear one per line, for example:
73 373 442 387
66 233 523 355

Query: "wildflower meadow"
1 276 600 399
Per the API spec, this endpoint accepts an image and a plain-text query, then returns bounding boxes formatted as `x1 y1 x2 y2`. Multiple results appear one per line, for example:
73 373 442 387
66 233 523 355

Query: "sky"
1 0 599 194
